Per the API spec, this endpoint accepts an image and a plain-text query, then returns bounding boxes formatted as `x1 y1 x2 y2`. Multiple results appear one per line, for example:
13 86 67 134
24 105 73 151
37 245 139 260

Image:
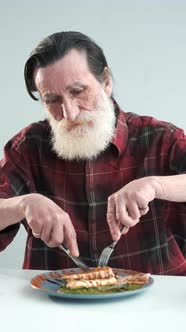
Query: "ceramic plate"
30 267 154 300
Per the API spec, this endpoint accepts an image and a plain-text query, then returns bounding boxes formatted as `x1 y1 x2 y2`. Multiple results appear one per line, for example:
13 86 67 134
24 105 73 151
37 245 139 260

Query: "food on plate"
57 266 151 294
66 276 117 289
62 266 115 281
116 272 150 285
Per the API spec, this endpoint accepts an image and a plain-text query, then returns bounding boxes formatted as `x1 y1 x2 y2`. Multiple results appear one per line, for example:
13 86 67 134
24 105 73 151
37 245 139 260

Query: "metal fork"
58 244 89 269
98 225 126 267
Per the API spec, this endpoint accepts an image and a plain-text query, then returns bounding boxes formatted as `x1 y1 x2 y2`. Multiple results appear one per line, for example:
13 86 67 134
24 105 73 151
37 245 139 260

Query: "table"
0 269 185 332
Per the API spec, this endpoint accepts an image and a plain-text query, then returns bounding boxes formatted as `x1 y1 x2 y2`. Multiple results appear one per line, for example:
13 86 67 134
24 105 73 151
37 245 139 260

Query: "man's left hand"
107 176 160 240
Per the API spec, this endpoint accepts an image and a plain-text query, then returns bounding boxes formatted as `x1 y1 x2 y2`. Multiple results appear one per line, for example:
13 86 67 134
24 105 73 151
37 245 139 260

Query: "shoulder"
125 112 177 131
3 120 51 159
124 112 183 140
9 120 50 151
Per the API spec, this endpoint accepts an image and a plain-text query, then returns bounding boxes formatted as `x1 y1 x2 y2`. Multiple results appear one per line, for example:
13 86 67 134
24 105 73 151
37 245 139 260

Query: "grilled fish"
117 273 150 285
62 266 115 281
66 276 117 289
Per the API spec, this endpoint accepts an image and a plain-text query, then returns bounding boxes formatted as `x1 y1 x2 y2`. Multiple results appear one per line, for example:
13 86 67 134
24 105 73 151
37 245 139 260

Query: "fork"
58 244 89 269
98 225 126 267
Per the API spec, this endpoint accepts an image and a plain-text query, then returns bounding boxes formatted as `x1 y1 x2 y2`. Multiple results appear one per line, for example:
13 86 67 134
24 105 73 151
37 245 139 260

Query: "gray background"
0 0 186 268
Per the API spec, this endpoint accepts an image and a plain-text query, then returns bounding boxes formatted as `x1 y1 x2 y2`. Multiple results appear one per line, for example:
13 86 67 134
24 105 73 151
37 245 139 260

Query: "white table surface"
0 268 185 332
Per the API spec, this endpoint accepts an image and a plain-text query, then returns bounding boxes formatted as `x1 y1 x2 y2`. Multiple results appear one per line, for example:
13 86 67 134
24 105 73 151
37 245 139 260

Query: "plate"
30 268 154 300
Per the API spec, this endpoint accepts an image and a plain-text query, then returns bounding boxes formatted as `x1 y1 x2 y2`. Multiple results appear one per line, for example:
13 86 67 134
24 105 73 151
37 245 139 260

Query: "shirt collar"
111 100 128 156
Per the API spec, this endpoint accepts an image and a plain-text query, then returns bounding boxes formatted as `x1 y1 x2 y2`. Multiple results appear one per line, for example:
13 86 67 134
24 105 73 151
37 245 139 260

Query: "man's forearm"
154 174 186 202
0 197 25 231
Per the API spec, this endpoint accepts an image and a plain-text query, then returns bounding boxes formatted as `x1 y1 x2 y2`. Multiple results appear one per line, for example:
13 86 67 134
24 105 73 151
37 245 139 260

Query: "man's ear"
102 67 112 97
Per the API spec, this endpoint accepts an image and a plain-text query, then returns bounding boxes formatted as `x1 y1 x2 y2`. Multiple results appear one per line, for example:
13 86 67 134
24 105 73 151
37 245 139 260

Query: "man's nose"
61 99 80 121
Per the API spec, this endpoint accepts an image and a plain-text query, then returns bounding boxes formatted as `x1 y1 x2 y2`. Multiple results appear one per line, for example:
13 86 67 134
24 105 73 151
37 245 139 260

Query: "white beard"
46 91 116 160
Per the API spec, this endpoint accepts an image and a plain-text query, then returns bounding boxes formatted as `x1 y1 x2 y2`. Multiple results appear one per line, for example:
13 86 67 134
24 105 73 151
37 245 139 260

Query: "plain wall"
0 0 186 268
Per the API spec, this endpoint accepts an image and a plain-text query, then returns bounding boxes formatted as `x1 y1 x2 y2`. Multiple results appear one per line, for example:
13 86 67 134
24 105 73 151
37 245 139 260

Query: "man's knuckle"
108 194 116 203
53 239 61 246
29 218 40 228
62 211 70 220
67 230 76 241
107 212 113 221
47 238 59 247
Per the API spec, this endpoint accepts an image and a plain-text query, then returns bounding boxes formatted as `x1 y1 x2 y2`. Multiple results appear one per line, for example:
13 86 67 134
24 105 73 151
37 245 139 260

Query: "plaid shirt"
0 104 186 275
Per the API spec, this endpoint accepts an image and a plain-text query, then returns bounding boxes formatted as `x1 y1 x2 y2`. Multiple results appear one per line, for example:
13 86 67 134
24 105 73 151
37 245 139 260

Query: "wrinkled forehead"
34 49 96 94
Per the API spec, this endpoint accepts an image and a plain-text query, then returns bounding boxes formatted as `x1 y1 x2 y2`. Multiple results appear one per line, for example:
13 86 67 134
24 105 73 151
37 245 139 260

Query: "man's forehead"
42 81 86 98
35 50 93 90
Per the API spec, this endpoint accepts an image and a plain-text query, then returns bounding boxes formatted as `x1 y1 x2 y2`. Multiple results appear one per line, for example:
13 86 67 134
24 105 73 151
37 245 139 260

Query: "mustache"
59 111 96 129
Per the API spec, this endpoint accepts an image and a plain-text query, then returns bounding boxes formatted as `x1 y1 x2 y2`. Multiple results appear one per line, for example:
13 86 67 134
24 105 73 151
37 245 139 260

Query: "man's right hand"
20 193 79 256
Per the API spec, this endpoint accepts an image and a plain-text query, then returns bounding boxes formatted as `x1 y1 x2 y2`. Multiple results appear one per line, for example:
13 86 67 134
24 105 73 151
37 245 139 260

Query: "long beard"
47 91 116 160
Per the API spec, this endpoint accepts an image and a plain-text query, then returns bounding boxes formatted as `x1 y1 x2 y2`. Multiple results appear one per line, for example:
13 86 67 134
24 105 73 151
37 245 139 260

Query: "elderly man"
0 31 186 274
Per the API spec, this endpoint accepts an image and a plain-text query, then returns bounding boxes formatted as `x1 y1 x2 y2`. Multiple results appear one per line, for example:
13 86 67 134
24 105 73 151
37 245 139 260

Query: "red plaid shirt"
0 104 186 274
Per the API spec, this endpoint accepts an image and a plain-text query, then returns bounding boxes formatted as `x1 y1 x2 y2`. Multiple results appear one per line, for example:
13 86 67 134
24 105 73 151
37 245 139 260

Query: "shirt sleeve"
0 140 30 251
168 127 186 174
166 127 186 258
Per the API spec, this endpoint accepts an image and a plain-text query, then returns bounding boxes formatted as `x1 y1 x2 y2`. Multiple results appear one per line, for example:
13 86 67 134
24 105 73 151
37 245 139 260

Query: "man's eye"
49 99 57 104
45 97 60 104
71 89 83 96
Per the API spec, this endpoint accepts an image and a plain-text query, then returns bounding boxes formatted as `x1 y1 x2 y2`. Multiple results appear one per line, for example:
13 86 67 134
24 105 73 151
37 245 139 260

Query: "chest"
33 143 165 202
